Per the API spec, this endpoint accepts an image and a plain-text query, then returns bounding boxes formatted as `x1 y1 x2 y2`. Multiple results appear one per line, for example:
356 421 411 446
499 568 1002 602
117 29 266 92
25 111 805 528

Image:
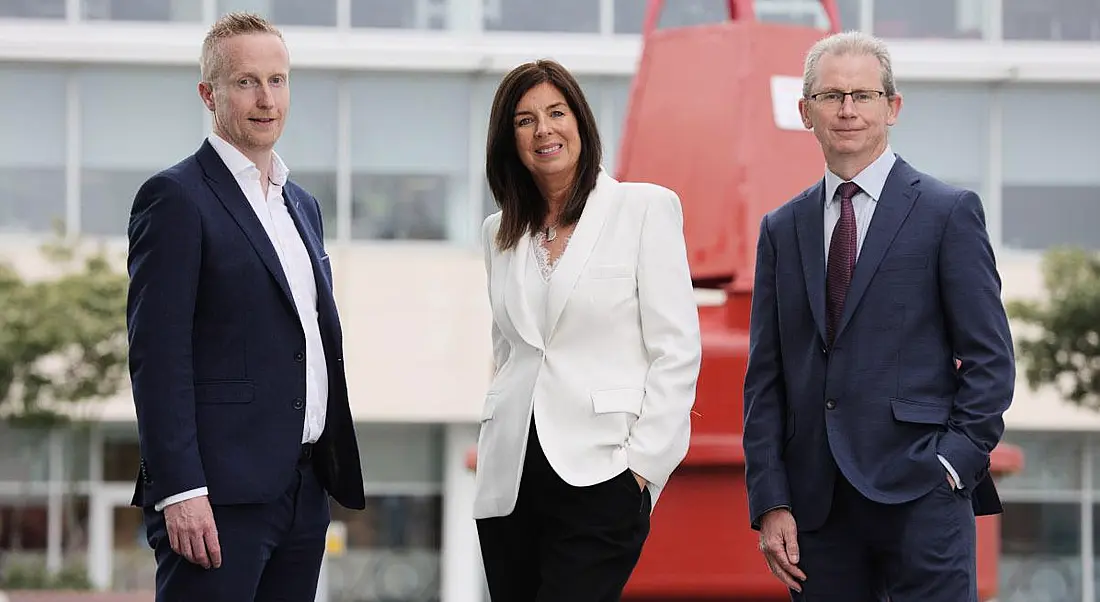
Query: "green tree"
0 235 129 427
1007 247 1100 411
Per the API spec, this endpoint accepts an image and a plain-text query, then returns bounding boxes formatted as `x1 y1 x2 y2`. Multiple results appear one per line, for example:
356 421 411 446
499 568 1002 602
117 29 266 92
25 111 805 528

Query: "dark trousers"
792 469 977 602
477 422 651 602
144 452 331 602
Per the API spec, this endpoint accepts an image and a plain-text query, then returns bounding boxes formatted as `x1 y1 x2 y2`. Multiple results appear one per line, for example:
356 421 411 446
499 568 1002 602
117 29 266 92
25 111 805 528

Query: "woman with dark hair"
474 59 703 601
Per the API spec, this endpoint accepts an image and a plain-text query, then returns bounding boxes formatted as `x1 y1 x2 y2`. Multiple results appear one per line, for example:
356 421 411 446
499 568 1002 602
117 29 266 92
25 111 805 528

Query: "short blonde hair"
200 12 284 83
802 31 897 98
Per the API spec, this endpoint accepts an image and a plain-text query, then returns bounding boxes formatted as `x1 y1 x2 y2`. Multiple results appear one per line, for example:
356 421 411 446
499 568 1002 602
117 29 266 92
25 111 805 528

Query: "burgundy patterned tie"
826 182 861 345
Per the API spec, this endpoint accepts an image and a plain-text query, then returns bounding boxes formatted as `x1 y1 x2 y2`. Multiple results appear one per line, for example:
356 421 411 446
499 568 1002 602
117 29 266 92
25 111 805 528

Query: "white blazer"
474 170 702 520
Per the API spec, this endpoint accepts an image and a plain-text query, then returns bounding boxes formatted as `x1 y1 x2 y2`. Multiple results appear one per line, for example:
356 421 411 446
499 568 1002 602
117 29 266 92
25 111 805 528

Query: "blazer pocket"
591 388 645 417
585 264 634 279
194 380 254 404
890 397 949 426
880 254 928 272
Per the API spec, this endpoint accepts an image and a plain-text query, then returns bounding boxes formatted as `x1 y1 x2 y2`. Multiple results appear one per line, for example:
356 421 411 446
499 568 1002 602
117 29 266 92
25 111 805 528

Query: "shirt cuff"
154 487 209 512
938 454 963 490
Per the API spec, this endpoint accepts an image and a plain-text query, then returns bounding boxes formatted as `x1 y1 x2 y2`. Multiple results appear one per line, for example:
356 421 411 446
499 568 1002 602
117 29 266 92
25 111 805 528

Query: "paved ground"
0 593 154 602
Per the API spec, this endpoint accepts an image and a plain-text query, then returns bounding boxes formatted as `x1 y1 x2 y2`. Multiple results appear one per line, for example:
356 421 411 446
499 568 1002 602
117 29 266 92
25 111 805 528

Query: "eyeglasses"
807 90 887 105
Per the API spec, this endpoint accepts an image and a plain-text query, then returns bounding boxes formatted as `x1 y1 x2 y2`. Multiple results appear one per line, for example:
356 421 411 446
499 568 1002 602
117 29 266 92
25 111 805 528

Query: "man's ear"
198 82 216 113
798 97 813 130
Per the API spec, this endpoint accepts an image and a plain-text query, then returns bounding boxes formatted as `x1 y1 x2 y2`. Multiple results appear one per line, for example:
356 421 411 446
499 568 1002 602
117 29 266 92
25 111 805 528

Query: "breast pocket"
577 265 637 312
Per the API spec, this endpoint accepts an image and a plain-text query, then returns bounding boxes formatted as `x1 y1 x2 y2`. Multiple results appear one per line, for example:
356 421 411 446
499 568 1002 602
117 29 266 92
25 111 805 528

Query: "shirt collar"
824 145 896 205
207 132 289 186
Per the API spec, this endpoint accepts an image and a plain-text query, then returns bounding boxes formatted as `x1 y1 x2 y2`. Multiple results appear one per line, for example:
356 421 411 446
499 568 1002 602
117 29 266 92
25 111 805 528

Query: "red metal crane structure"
612 1 1024 600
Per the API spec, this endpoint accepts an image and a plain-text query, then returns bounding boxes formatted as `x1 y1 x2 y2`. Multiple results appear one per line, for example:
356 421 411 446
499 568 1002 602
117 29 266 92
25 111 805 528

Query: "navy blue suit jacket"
742 157 1014 532
126 141 366 511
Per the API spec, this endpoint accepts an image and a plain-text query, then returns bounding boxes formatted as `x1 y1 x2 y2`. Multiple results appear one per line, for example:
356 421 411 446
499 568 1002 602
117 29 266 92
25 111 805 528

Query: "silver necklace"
546 225 557 241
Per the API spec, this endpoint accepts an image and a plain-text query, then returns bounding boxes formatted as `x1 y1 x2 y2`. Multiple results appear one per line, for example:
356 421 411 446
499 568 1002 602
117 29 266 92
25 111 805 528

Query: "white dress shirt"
822 145 962 490
156 133 329 511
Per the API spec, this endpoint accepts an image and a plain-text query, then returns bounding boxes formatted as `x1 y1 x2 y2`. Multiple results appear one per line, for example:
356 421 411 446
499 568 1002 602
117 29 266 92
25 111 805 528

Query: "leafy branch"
1007 247 1100 411
0 235 129 427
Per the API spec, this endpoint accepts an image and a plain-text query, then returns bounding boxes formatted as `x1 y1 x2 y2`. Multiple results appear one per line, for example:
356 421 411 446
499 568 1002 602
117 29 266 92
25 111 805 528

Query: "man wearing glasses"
742 31 1015 602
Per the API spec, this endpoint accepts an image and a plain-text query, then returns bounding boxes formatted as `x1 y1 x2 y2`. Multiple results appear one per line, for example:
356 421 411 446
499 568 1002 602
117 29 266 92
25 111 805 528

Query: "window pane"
355 423 443 485
0 503 49 550
888 83 990 187
349 74 470 242
0 67 66 234
485 0 599 33
102 425 139 483
0 0 65 18
615 0 726 33
754 0 839 29
835 0 861 30
1005 0 1100 41
613 0 855 34
998 433 1083 492
81 0 201 21
280 71 338 238
351 0 447 29
0 425 50 482
218 0 336 27
1000 502 1082 602
79 68 204 237
873 0 986 39
332 495 442 549
606 76 632 174
1002 85 1100 251
1004 186 1100 251
328 495 442 600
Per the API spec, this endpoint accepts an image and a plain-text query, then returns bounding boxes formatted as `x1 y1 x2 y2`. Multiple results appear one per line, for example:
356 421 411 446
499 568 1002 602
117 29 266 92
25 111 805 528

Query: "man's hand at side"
164 495 221 569
758 508 805 592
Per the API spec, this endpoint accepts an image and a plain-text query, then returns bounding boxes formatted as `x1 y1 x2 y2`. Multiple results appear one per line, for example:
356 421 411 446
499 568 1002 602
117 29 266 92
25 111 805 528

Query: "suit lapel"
544 171 616 339
794 182 827 343
283 187 336 310
197 142 295 307
504 232 545 350
835 160 920 339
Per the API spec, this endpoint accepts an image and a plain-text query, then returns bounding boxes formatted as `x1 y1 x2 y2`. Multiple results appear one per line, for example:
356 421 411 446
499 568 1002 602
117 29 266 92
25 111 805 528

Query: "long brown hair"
485 59 603 251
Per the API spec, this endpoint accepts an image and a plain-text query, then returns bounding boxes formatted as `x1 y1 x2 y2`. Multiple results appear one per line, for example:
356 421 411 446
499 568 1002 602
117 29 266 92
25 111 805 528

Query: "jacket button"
295 352 304 361
293 398 304 410
825 399 837 410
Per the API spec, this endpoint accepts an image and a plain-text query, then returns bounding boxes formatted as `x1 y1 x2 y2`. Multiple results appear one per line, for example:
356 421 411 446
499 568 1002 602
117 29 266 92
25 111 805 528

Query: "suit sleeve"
629 190 702 489
742 213 791 529
936 190 1015 489
126 175 206 505
481 214 510 373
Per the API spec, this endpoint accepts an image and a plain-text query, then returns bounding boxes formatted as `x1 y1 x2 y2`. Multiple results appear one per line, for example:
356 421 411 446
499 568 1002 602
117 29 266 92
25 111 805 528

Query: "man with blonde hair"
743 31 1014 601
126 12 365 600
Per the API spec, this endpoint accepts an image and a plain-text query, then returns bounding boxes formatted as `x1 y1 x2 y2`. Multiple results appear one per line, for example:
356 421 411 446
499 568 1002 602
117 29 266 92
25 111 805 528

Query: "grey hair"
802 31 897 98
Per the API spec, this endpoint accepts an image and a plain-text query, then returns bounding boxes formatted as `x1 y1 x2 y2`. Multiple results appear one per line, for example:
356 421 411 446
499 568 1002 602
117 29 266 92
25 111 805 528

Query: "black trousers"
477 422 651 602
144 449 330 602
791 469 977 602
